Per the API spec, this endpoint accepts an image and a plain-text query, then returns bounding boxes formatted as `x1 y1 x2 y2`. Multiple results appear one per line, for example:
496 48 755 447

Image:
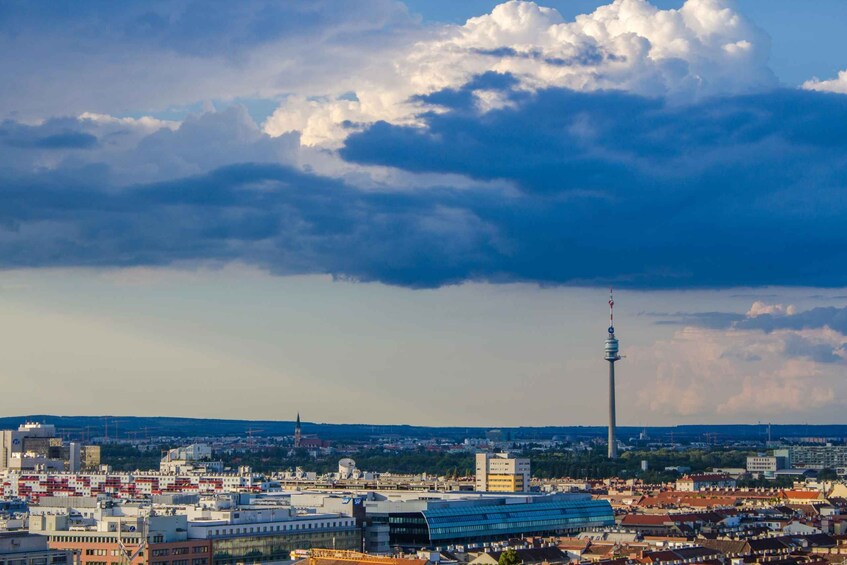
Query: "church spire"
294 412 302 448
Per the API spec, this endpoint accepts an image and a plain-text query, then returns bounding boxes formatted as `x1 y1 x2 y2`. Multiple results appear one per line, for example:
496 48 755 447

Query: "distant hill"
0 415 844 442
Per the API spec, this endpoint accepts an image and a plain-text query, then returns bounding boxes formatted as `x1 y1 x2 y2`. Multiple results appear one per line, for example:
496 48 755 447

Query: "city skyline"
2 0 847 426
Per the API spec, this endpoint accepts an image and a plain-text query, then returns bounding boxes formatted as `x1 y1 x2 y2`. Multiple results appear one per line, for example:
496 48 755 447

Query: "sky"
2 0 847 427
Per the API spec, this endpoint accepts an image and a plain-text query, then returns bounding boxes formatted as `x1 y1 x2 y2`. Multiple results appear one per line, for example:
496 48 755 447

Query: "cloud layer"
265 0 776 145
632 303 847 419
2 79 847 288
0 0 846 290
0 0 418 120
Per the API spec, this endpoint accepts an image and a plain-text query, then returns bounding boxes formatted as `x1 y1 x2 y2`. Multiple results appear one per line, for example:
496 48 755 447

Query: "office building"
30 512 211 565
474 453 530 493
81 447 101 473
187 505 361 565
747 455 788 478
363 492 613 549
0 423 84 473
28 494 361 565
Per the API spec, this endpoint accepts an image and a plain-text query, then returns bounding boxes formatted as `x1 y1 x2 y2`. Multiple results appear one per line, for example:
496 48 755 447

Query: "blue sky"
2 0 847 425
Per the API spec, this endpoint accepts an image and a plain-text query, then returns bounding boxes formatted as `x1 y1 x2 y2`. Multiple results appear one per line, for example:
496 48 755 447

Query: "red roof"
621 514 671 526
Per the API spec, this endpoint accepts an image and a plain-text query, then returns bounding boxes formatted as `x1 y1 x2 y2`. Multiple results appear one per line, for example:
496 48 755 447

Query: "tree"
498 549 520 565
818 468 838 481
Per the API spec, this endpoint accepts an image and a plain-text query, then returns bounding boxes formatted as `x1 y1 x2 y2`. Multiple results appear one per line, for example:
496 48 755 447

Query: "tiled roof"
621 514 671 526
696 538 751 555
489 547 567 565
781 491 823 500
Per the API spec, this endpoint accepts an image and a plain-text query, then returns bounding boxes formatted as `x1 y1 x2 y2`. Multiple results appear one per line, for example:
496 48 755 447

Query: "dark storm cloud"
2 77 847 288
0 162 502 288
342 80 847 288
0 119 98 149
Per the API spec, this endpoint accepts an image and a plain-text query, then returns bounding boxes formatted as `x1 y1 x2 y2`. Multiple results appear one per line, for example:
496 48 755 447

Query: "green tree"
498 549 520 565
818 468 838 481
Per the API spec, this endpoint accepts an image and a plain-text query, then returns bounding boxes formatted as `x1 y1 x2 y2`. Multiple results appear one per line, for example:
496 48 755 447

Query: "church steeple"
294 413 302 448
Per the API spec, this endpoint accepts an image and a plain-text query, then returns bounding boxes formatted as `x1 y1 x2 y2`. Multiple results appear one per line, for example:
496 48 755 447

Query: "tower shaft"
608 360 617 459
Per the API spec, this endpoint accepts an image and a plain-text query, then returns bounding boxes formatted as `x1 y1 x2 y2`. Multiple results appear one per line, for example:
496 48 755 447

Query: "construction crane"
102 417 130 443
58 428 85 442
246 428 264 450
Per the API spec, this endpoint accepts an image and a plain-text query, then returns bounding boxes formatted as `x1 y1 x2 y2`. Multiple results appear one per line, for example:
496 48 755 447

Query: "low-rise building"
675 474 736 492
30 513 211 565
747 456 788 478
0 531 74 565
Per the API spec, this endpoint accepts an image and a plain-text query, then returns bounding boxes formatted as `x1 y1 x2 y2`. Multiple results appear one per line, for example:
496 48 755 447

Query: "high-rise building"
475 452 530 492
0 422 84 472
604 289 621 459
82 445 101 472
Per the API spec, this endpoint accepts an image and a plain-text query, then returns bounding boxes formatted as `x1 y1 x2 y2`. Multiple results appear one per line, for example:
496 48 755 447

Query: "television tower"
604 288 621 459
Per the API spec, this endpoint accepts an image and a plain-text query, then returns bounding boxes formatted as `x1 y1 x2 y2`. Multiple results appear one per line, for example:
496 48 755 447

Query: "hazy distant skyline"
1 269 846 427
2 0 847 425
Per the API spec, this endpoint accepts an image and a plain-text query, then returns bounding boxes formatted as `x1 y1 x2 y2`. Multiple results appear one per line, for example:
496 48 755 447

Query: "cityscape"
4 3 847 565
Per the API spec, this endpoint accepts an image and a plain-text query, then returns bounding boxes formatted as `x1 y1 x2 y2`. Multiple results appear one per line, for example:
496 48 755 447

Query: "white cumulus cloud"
265 0 776 146
746 301 797 317
628 318 844 420
803 69 847 94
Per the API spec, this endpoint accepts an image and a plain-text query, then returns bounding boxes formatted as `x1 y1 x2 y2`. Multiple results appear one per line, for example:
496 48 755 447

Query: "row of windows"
51 536 141 545
210 530 361 565
429 515 613 539
426 507 610 525
209 520 353 537
0 557 64 565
